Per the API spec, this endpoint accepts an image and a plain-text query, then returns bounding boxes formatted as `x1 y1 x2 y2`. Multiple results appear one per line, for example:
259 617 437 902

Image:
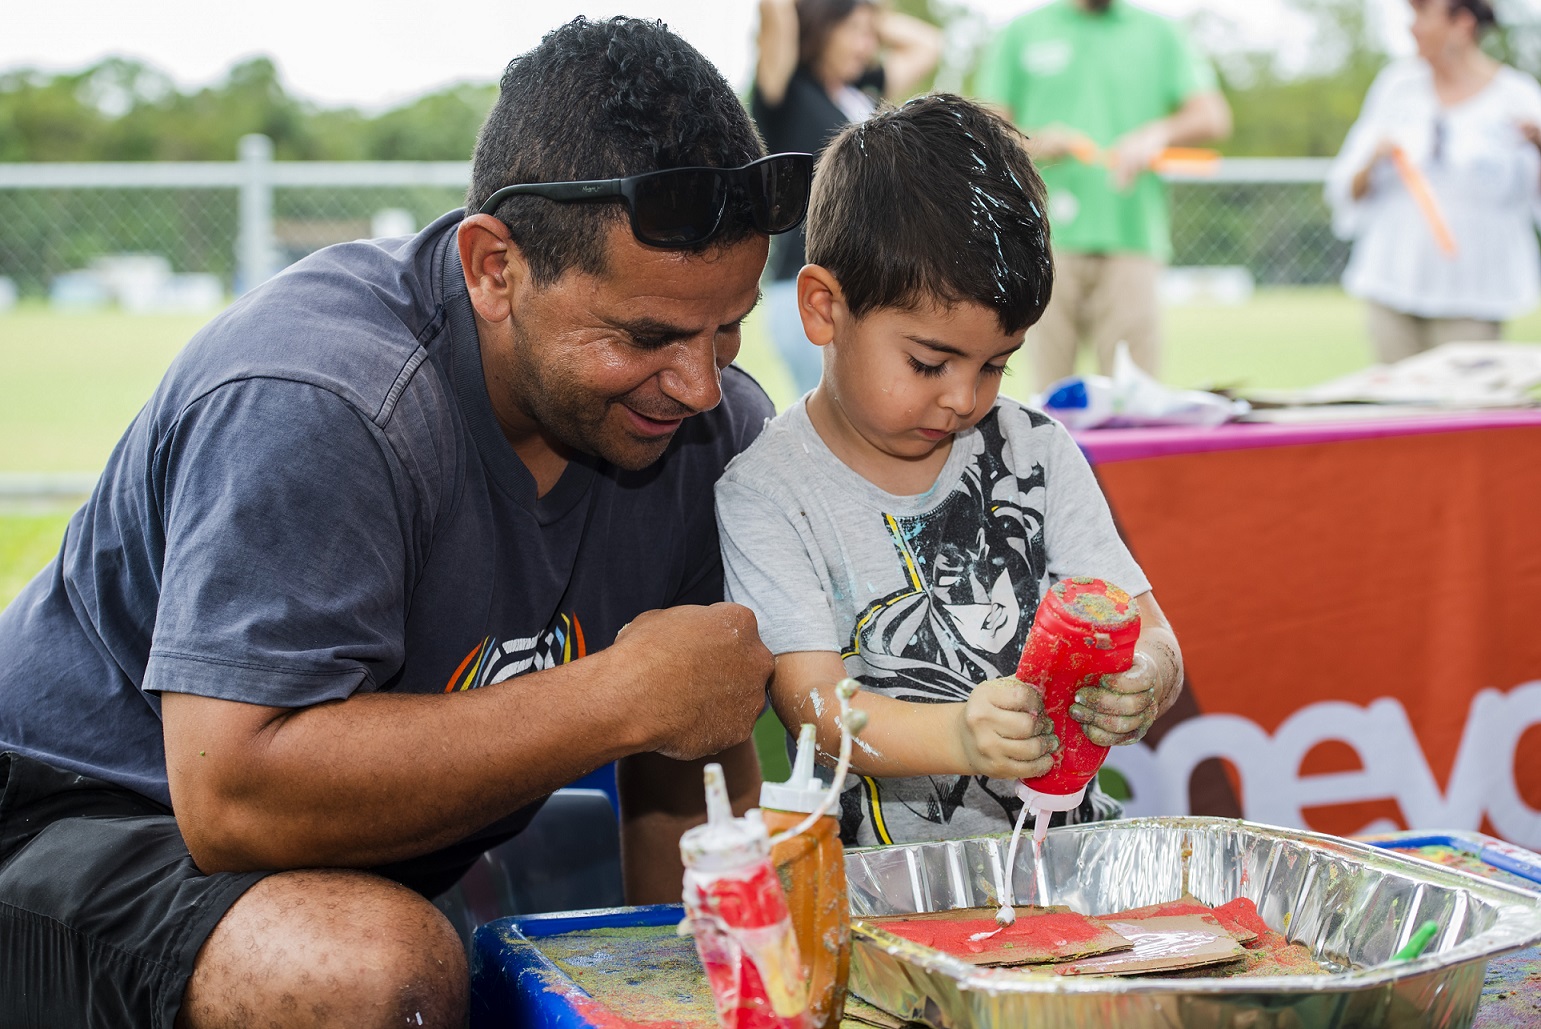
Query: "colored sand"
538 926 718 1029
1101 896 1258 944
865 907 1131 966
533 924 889 1029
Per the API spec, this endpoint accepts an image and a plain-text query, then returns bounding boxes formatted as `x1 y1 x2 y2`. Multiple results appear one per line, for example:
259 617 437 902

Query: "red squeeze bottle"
1014 577 1141 844
681 764 813 1029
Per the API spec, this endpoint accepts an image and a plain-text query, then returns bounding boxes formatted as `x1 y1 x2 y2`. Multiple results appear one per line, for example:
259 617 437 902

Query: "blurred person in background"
1326 0 1541 364
975 0 1230 391
752 0 943 395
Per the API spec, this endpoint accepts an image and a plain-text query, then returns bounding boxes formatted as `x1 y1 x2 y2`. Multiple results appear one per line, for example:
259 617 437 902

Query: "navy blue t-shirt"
0 211 773 832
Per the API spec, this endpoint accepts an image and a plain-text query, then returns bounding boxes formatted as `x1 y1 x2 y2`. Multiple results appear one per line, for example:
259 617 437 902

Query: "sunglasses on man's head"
477 152 814 249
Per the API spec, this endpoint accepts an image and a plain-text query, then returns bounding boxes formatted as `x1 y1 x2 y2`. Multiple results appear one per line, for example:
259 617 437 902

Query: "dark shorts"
0 751 269 1029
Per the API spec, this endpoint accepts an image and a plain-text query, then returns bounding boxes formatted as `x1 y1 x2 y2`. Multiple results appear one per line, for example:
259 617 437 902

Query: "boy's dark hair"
806 93 1052 335
467 17 766 285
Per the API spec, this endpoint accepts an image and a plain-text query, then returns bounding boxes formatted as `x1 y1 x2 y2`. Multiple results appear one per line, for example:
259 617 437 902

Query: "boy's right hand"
957 676 1059 780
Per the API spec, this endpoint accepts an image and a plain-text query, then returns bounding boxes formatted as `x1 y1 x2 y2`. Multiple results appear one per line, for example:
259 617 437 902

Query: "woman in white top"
1326 0 1541 363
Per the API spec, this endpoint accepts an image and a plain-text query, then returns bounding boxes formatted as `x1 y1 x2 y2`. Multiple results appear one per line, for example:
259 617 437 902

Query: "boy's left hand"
1068 651 1160 747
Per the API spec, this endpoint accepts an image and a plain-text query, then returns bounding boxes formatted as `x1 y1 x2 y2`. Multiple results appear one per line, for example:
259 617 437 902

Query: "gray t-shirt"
716 397 1148 846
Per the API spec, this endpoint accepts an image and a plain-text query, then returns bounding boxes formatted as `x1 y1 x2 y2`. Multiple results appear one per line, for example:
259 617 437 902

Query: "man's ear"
457 213 529 323
796 264 846 348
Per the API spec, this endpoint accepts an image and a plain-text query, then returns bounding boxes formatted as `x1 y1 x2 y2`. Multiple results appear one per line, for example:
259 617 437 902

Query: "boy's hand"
1069 652 1160 747
958 676 1059 779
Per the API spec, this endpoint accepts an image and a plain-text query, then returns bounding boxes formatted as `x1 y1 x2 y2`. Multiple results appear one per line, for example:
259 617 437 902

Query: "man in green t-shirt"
976 0 1231 389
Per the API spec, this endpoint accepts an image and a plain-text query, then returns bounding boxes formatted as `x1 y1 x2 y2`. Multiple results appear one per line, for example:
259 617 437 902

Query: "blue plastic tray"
470 904 687 1029
1366 831 1541 889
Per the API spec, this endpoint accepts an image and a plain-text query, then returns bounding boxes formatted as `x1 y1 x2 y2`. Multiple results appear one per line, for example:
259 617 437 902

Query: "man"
975 0 1231 389
0 17 807 1027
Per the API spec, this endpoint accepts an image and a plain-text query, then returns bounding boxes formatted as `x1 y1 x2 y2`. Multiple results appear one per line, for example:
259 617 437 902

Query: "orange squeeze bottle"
759 725 850 1029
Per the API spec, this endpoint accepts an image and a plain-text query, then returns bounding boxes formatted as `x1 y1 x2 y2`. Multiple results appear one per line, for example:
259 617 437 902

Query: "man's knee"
180 869 468 1029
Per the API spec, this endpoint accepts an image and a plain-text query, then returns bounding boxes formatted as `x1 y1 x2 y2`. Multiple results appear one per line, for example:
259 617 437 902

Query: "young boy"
716 94 1183 847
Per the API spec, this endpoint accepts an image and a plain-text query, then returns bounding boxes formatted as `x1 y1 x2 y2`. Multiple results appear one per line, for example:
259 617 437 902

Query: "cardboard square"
841 995 909 1029
1099 895 1258 945
861 906 1133 967
1053 913 1246 976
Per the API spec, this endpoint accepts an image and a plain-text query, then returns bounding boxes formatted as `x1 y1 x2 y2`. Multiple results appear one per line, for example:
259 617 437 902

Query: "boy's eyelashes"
904 355 1012 379
907 355 947 378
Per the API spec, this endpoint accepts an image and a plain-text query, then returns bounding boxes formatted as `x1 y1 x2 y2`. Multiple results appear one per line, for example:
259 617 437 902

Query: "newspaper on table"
1246 342 1541 411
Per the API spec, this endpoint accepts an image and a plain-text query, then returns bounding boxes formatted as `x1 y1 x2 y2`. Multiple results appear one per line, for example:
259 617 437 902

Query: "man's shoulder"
171 217 458 419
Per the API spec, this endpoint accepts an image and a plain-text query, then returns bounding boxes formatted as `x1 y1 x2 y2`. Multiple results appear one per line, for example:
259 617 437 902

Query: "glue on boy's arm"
770 651 1057 781
771 651 974 777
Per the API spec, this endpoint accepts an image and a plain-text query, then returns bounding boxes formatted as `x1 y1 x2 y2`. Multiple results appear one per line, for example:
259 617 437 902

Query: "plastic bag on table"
1036 343 1250 430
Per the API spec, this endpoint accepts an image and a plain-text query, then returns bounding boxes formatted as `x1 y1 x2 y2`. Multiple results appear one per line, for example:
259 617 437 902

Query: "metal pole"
237 134 275 293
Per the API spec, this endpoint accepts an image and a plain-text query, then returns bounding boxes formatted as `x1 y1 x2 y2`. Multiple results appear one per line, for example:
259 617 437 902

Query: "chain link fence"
0 138 1346 305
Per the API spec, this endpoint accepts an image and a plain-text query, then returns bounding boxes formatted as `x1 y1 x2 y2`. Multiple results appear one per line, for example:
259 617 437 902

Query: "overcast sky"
3 0 1424 112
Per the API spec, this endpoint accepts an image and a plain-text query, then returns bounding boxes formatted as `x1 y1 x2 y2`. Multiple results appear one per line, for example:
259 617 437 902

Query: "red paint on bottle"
1014 578 1141 819
681 765 812 1029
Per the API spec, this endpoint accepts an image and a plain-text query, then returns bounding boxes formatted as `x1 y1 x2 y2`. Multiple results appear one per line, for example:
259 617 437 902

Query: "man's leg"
0 753 467 1029
1027 250 1090 392
1086 253 1162 378
180 869 467 1029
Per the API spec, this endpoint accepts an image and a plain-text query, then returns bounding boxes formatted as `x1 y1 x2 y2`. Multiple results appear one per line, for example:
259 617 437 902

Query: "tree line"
5 1 1539 165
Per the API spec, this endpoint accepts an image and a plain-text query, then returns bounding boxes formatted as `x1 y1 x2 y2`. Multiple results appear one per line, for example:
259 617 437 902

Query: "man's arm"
1107 91 1232 189
617 739 761 904
163 603 772 874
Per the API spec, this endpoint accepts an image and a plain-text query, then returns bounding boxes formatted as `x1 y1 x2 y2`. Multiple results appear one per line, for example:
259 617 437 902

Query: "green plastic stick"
1392 920 1440 962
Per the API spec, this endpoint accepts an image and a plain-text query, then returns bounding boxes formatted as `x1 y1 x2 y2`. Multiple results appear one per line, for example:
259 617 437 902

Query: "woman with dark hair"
752 0 942 394
1327 0 1541 363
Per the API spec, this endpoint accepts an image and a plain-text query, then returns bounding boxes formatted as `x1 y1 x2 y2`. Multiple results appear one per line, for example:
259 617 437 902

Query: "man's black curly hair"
468 17 767 284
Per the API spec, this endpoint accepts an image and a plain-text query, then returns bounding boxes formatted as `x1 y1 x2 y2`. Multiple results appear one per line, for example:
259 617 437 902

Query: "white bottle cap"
681 762 769 871
759 723 829 814
1016 780 1087 844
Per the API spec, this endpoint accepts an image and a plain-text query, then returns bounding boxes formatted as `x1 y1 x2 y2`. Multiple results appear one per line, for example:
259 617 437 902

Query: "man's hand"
1027 124 1096 163
1108 123 1169 190
613 603 773 761
957 676 1058 779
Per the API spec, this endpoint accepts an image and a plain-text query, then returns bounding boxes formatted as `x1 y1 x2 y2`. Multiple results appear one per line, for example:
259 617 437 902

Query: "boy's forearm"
770 656 973 778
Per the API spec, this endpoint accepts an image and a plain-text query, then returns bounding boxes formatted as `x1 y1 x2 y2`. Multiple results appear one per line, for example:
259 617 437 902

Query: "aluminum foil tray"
845 816 1541 1029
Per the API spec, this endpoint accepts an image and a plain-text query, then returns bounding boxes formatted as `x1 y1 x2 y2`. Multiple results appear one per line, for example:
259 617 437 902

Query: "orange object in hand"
1066 139 1219 176
1390 145 1459 257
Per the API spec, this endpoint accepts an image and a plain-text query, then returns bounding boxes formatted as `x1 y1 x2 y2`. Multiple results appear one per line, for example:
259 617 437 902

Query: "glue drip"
972 801 1047 940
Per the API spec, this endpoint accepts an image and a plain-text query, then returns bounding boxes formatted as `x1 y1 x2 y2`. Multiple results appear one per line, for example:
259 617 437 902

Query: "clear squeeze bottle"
759 724 850 1029
681 764 813 1029
1014 576 1141 845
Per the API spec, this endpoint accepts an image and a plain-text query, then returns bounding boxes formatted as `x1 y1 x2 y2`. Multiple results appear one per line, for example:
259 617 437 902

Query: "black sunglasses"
477 152 814 248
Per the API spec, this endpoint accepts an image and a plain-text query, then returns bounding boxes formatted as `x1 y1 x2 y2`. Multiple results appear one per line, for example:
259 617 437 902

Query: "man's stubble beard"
504 324 676 472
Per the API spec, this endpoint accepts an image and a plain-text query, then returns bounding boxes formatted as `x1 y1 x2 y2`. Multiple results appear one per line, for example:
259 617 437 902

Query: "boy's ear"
796 264 845 348
457 213 529 323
